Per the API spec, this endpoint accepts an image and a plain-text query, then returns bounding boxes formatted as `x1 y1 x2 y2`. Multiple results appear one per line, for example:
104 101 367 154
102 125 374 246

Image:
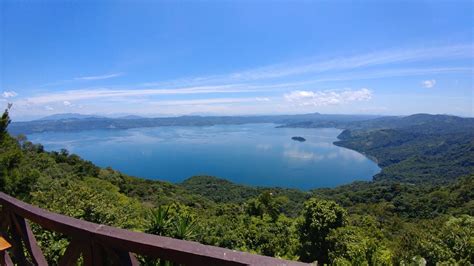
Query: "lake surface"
27 124 380 190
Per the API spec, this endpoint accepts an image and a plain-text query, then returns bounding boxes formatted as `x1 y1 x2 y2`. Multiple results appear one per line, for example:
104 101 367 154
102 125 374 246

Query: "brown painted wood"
58 240 83 266
0 210 10 233
81 241 94 266
8 211 32 265
0 192 312 266
10 213 47 265
0 251 14 266
124 252 139 266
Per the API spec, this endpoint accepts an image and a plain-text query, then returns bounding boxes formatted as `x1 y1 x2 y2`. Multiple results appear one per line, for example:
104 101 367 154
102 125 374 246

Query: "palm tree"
173 214 197 240
146 206 171 236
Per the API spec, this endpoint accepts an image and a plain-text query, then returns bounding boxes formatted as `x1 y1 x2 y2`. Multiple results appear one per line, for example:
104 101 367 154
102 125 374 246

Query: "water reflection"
283 149 324 161
256 144 272 151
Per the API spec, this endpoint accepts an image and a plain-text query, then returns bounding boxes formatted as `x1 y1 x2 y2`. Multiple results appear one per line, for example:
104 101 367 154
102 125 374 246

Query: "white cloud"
44 106 54 111
2 91 18 98
21 85 264 105
255 97 270 102
74 73 123 81
150 97 266 106
421 79 436 88
284 88 372 106
214 44 473 82
63 101 72 106
140 45 473 88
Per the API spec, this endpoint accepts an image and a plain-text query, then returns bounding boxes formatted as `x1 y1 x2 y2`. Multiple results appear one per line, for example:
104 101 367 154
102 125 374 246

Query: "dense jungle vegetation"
1 107 473 265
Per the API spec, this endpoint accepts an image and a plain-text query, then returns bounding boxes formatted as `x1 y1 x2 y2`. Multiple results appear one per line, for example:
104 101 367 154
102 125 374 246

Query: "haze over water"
27 124 380 190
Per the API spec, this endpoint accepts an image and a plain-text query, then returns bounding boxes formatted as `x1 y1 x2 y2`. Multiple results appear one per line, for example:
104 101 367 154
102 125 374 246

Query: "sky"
1 1 473 120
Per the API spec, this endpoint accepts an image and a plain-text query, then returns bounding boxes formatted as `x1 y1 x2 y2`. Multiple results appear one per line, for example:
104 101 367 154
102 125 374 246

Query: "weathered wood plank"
58 240 83 266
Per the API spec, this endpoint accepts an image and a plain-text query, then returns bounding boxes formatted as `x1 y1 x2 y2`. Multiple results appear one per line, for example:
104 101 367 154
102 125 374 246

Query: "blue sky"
1 1 473 120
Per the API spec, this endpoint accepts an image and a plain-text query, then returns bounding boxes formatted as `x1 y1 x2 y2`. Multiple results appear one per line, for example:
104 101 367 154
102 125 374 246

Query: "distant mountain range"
38 113 148 121
8 112 474 136
39 113 106 121
9 113 379 135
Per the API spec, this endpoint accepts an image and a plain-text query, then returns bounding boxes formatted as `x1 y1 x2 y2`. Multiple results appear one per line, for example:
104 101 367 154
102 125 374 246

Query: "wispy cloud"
421 79 436 88
151 97 268 106
74 73 123 81
198 44 474 83
39 72 125 88
2 91 18 98
21 85 260 105
305 67 471 84
284 88 372 106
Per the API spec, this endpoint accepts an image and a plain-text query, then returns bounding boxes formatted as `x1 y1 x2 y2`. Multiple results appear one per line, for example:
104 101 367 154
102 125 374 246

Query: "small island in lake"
291 136 306 142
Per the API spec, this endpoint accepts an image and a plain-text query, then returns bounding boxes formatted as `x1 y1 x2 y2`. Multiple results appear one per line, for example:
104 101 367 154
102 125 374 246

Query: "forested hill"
280 113 474 132
333 114 474 184
1 108 473 265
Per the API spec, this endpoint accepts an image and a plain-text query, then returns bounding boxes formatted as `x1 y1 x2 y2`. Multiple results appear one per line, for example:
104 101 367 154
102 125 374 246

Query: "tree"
146 206 172 236
327 225 392 266
297 198 347 263
440 215 473 264
173 214 197 240
245 192 286 221
0 106 26 196
0 104 12 140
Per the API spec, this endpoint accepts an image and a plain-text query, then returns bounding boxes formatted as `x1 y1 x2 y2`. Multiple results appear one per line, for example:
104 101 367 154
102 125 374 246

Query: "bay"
27 123 380 190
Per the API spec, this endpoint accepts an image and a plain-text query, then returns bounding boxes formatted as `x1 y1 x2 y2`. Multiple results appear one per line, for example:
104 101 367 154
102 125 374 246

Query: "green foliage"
335 122 474 184
314 175 474 219
245 191 289 221
0 107 33 198
0 105 12 139
181 175 308 217
30 177 145 229
146 206 172 236
173 214 197 240
393 215 474 265
327 225 392 265
31 227 69 264
441 215 474 263
297 198 347 263
241 215 299 259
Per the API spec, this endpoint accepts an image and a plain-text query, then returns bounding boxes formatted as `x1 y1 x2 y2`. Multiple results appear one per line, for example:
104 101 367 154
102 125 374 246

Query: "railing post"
58 240 83 266
3 212 28 265
9 213 47 265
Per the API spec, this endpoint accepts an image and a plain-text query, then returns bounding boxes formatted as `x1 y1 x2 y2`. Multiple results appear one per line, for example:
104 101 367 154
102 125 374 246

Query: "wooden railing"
0 192 312 266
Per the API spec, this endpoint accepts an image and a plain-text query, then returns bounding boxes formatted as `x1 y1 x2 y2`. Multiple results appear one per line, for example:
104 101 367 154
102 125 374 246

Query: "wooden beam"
0 192 311 266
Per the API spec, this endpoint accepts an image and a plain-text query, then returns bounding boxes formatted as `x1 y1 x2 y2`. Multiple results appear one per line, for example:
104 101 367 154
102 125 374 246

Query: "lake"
27 124 380 190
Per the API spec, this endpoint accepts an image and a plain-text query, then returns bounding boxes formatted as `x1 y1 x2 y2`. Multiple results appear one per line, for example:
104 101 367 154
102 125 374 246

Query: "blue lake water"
27 124 380 190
